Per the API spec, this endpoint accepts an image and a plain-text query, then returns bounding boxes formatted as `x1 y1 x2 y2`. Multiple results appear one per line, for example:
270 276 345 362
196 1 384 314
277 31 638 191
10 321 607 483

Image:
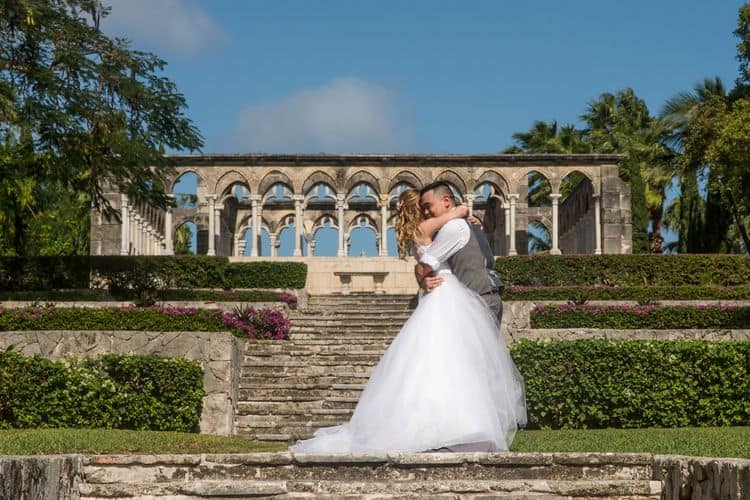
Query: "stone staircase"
79 452 662 499
236 294 417 442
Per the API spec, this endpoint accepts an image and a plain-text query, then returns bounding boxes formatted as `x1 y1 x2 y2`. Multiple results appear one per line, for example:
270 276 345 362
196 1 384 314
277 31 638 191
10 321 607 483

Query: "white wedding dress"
289 245 527 453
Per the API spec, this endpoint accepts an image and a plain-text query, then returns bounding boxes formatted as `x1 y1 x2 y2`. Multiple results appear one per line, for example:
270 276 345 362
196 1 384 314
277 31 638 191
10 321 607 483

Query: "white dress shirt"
418 218 471 271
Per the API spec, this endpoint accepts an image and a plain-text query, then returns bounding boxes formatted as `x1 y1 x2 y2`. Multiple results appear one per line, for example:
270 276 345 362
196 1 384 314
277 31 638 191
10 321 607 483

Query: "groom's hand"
415 262 443 292
422 274 444 293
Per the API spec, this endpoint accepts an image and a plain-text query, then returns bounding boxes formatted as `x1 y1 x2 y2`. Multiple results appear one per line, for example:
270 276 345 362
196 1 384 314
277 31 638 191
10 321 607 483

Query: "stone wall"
0 331 242 436
0 455 82 500
654 455 750 499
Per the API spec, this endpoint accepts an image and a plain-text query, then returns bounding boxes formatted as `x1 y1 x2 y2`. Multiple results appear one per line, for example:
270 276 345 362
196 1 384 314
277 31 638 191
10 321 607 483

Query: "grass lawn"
511 427 750 458
0 429 284 455
2 427 749 458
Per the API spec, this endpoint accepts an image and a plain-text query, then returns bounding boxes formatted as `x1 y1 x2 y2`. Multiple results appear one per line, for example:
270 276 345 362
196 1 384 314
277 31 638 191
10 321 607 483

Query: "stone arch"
345 170 381 196
259 170 295 196
387 170 423 192
556 168 596 199
474 170 510 198
302 170 338 196
526 169 552 207
214 170 251 197
435 169 468 195
345 212 381 234
169 169 206 194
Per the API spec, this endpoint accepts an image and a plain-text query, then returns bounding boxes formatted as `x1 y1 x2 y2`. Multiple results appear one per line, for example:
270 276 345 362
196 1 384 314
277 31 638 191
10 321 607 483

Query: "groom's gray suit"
448 221 504 324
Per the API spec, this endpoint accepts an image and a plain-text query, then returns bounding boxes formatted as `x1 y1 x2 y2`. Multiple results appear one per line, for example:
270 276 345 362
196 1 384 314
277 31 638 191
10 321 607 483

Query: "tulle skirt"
289 272 527 453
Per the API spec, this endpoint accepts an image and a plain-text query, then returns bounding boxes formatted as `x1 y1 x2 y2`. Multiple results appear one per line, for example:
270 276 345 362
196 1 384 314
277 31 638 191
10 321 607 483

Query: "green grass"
510 427 750 458
0 429 285 455
3 427 750 458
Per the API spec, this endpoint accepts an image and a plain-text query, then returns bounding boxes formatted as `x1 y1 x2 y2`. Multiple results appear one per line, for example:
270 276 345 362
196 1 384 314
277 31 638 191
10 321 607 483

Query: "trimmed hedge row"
496 254 750 287
511 339 750 429
0 305 291 340
0 289 296 304
530 304 750 329
0 256 308 291
0 349 204 432
503 285 750 301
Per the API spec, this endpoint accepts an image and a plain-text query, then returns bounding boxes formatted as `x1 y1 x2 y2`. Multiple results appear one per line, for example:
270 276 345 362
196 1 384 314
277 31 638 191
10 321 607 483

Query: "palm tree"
659 78 730 253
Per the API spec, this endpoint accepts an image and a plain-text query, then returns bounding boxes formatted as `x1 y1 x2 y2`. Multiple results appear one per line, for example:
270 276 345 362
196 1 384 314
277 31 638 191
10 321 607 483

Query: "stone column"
238 238 247 256
594 194 603 255
307 238 315 256
269 233 278 257
464 193 475 217
550 193 562 255
293 194 304 256
214 206 223 256
337 194 346 257
379 194 389 257
164 197 174 255
206 195 216 256
133 215 142 255
250 194 261 257
120 194 129 255
129 212 136 255
504 202 510 256
508 194 518 256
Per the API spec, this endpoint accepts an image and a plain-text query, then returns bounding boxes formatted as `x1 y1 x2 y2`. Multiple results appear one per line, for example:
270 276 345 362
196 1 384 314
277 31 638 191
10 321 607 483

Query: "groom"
414 181 504 324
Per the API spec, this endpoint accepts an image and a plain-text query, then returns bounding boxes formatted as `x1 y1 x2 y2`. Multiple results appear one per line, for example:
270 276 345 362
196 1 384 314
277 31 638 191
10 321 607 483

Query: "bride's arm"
416 205 469 241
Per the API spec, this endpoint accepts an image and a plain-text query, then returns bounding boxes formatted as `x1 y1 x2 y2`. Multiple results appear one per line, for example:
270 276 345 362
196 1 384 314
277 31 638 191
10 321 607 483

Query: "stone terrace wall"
0 455 82 499
654 455 750 499
0 331 242 435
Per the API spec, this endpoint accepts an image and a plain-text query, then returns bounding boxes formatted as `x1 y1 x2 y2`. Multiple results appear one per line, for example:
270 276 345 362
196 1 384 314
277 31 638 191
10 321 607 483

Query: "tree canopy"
0 0 202 255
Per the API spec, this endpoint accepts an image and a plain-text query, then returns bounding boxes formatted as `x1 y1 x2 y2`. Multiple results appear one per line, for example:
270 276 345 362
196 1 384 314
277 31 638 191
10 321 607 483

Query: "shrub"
511 339 750 429
0 349 204 432
225 262 307 289
530 304 750 329
0 305 291 339
502 285 750 301
496 254 750 287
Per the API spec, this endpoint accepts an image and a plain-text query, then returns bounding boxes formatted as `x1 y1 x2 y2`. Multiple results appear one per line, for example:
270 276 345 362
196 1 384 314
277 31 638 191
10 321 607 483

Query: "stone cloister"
91 153 633 261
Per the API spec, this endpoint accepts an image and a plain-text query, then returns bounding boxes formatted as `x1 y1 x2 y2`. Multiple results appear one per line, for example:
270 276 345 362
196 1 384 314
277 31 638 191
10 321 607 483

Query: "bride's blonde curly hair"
396 188 423 259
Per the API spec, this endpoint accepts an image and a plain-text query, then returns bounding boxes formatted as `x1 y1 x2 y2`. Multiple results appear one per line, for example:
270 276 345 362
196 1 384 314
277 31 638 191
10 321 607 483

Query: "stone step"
252 337 394 346
240 373 371 387
244 354 383 365
79 454 658 484
239 387 363 399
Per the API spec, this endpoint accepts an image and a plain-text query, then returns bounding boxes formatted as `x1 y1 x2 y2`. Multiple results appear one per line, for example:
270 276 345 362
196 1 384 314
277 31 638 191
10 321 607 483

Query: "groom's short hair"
420 181 455 205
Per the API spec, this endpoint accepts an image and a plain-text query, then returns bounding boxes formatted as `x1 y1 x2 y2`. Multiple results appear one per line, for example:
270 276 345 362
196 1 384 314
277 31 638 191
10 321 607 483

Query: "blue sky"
105 0 747 253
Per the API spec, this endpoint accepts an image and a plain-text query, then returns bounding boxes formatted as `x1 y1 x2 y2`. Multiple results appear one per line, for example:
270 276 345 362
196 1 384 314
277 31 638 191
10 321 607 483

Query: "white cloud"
227 78 419 153
103 0 227 56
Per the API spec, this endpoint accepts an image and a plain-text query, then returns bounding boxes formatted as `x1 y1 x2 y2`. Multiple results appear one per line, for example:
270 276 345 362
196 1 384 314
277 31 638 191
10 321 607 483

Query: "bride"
289 188 527 453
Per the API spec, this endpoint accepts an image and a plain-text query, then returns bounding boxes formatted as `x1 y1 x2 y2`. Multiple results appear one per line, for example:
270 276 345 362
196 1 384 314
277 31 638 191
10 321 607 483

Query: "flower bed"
0 305 290 340
530 304 750 329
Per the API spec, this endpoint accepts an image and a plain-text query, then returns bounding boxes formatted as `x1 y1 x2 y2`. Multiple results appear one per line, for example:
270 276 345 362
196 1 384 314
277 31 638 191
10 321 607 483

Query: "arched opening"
173 172 198 208
312 217 339 256
528 220 551 254
474 182 507 256
276 215 308 256
389 182 416 209
347 183 379 211
527 170 551 207
241 227 271 256
348 215 378 256
174 221 197 255
559 171 596 254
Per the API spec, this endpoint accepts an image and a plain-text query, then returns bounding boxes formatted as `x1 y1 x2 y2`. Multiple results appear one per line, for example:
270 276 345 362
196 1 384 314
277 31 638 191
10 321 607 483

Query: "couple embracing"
291 181 527 453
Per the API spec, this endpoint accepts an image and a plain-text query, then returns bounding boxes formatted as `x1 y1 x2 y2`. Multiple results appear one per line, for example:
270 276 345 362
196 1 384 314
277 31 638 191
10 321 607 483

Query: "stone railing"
0 331 243 435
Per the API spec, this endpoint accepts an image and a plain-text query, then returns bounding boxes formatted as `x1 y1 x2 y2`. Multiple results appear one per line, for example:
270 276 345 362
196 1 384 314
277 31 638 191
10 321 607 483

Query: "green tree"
173 224 193 255
0 0 202 255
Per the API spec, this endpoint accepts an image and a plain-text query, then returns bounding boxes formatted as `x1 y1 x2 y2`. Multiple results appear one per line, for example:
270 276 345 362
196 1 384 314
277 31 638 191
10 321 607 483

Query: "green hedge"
530 304 750 329
0 256 307 294
496 255 750 287
503 285 750 301
0 305 291 340
0 349 204 431
511 339 750 429
0 289 287 303
224 262 307 289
